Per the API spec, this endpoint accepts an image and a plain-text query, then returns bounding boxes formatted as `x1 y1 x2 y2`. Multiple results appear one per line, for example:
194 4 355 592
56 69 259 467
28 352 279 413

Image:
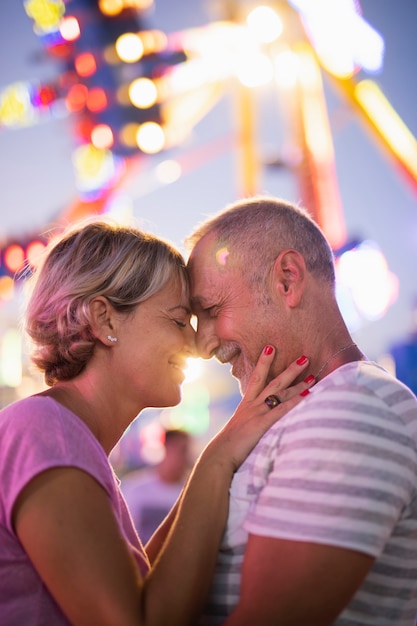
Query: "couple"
1 196 416 626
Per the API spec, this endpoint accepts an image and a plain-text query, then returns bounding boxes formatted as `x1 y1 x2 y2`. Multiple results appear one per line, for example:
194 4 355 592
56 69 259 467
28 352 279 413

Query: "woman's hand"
203 346 314 472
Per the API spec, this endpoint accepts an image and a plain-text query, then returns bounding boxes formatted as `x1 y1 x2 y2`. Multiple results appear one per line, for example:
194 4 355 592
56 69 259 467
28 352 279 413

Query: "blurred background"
1 0 416 472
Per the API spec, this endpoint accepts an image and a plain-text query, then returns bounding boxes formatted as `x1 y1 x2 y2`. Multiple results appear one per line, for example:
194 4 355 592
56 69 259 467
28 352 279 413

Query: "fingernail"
300 389 310 397
304 375 315 383
264 345 274 355
296 355 308 365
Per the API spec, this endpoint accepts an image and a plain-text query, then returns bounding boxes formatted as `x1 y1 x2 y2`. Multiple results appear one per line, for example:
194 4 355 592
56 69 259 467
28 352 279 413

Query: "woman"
0 221 312 626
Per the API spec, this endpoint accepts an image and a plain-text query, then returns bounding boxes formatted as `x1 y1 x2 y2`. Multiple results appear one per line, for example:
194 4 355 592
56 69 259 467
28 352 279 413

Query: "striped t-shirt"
199 361 417 625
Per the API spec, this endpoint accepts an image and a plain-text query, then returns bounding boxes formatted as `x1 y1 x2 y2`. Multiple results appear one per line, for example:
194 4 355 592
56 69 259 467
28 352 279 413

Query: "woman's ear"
271 249 306 307
89 296 117 345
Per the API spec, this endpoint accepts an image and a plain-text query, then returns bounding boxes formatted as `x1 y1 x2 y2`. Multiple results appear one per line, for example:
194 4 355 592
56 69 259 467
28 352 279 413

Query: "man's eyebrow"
169 305 191 314
189 296 206 308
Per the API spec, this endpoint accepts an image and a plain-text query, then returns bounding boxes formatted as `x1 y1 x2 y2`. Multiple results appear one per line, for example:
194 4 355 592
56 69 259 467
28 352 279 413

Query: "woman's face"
113 280 196 412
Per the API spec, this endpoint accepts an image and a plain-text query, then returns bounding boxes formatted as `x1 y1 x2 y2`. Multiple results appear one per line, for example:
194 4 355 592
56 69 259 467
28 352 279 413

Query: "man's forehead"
188 232 235 272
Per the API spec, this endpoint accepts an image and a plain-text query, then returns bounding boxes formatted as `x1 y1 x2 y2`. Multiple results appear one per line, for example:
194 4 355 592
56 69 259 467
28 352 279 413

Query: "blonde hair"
25 221 187 386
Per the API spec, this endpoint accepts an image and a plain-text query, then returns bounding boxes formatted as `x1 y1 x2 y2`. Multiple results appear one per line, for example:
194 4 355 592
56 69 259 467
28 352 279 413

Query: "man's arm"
224 534 374 626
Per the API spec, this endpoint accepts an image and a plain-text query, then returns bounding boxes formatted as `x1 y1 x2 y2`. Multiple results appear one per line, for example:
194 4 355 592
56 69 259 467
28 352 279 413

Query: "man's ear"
271 249 306 307
89 296 117 344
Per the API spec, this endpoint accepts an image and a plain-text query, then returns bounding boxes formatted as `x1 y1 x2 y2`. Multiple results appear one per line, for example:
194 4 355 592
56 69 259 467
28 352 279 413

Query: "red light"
87 88 108 112
4 245 25 273
37 86 57 106
74 53 97 77
75 116 94 141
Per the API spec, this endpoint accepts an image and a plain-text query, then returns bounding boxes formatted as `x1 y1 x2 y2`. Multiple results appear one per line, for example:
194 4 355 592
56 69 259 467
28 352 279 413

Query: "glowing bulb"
60 16 80 42
74 53 96 77
91 124 114 150
116 33 144 63
136 122 165 154
236 53 273 88
99 0 124 16
4 244 25 273
247 6 283 43
129 78 158 108
26 240 46 268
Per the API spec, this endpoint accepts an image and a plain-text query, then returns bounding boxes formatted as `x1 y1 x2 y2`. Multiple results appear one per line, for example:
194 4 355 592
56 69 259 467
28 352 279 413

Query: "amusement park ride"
0 0 416 317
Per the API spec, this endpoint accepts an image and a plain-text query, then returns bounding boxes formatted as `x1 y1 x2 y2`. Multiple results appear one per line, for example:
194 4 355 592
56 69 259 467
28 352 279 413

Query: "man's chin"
235 373 251 396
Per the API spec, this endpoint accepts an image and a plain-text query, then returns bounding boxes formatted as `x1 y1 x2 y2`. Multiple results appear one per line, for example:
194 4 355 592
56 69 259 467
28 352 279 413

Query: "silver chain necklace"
314 342 357 381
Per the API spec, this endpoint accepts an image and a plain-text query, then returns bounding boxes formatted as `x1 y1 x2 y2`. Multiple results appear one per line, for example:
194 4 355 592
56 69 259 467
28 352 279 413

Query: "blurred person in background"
121 428 192 543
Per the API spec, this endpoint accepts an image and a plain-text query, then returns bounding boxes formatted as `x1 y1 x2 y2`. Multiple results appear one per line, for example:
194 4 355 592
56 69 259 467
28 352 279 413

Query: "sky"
1 0 417 365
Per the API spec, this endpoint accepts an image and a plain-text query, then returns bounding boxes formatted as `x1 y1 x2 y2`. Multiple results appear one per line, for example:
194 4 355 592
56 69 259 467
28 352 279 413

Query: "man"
121 429 192 543
186 196 417 626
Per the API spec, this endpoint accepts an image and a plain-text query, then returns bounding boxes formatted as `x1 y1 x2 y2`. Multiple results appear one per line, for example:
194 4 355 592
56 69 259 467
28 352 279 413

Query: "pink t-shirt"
0 395 150 625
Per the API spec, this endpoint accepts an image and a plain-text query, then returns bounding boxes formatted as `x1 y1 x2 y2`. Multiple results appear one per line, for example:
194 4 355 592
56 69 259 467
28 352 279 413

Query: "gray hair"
186 196 335 289
26 221 188 386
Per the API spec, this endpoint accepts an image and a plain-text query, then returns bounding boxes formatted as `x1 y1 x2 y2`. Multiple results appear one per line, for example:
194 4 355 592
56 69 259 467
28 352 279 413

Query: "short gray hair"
186 196 335 289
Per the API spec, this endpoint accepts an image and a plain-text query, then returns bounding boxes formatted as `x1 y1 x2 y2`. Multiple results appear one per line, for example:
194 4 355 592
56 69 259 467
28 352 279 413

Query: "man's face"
187 234 279 393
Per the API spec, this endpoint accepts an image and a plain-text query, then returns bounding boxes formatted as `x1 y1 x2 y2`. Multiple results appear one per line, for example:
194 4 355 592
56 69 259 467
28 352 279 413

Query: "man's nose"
184 324 197 358
195 318 220 360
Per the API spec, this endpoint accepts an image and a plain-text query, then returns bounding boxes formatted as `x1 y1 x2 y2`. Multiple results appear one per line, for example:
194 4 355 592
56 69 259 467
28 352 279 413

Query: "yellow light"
115 33 144 63
0 276 15 301
274 50 298 89
246 6 283 44
120 123 140 148
129 78 158 108
24 0 65 32
298 49 333 161
98 0 124 16
0 83 34 127
140 30 168 55
236 52 273 88
355 80 417 179
72 144 119 193
136 122 165 154
0 329 22 388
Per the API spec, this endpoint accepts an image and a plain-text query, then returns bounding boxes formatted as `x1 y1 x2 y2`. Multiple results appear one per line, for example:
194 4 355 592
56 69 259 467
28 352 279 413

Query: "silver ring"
264 394 281 409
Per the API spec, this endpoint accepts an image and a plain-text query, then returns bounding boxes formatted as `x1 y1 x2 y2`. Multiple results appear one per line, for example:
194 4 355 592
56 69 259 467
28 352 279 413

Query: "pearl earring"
107 335 118 343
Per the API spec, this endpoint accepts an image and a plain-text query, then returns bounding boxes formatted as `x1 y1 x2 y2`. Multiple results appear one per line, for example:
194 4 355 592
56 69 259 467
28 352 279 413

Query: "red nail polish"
304 374 315 383
296 355 308 365
300 389 310 397
264 345 274 355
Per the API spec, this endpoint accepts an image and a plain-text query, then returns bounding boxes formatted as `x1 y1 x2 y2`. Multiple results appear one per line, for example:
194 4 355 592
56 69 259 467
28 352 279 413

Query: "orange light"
66 84 88 112
91 124 114 149
86 88 108 112
4 244 25 273
26 240 46 269
74 53 97 78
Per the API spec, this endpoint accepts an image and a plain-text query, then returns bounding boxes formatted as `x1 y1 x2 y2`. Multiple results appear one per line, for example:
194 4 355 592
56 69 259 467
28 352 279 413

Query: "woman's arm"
14 348 312 626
